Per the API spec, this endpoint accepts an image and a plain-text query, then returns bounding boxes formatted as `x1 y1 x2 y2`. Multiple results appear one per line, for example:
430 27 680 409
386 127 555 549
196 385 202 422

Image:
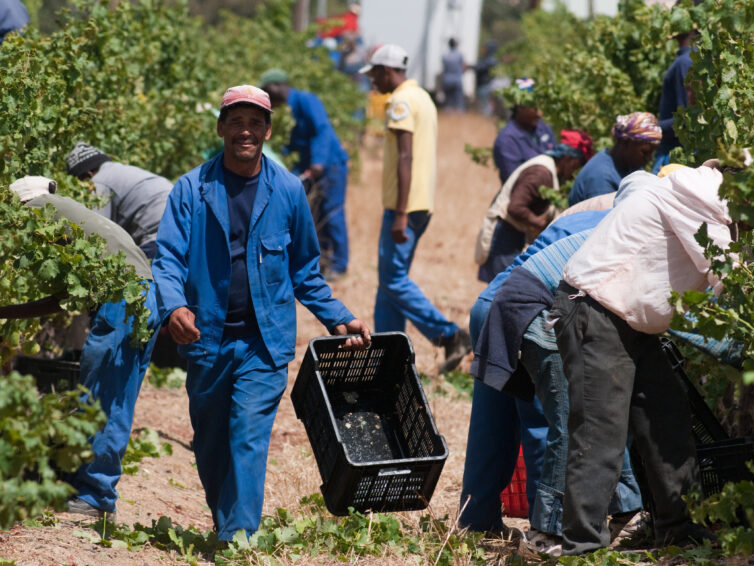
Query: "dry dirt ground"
1 112 517 565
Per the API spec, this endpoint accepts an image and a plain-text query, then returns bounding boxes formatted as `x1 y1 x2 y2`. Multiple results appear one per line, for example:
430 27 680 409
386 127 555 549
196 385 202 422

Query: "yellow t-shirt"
382 79 437 212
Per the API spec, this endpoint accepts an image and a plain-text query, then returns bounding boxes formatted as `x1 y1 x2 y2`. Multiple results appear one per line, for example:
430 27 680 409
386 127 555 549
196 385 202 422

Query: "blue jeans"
375 210 458 339
186 335 288 540
317 162 349 273
459 296 547 531
69 283 161 512
520 339 642 536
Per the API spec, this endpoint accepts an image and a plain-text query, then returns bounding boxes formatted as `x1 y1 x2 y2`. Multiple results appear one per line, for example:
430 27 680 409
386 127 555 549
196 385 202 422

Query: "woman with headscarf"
567 112 662 206
475 129 594 282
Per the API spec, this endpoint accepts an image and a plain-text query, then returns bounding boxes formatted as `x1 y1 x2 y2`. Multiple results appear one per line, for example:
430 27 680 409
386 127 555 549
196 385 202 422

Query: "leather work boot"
64 497 117 523
437 329 472 374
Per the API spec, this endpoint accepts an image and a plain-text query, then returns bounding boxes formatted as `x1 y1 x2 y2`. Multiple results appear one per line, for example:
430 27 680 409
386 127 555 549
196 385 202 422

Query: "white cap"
358 44 409 74
9 176 57 202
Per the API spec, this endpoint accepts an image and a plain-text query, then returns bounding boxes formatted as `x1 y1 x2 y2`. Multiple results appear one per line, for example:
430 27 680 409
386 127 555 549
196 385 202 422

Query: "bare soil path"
1 111 505 565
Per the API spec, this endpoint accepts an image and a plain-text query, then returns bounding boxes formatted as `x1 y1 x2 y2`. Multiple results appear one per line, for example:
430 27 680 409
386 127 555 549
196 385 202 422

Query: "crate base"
335 408 401 463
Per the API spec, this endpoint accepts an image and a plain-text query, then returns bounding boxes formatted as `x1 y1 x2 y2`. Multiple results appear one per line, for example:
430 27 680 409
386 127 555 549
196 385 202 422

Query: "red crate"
500 447 528 518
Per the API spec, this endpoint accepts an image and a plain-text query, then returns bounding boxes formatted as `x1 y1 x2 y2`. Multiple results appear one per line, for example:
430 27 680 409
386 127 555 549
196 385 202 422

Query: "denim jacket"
152 153 353 367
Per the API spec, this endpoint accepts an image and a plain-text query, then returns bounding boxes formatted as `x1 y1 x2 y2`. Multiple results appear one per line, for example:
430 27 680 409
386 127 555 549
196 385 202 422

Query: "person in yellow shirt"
360 44 470 373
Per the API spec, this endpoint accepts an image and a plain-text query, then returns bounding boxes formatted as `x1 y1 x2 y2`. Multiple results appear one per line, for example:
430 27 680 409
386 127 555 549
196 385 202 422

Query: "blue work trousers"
375 209 458 339
69 283 160 512
185 336 287 541
316 162 349 273
459 295 547 531
520 339 642 536
460 380 547 531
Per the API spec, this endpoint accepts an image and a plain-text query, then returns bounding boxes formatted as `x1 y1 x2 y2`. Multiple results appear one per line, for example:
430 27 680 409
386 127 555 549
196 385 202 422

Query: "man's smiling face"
217 104 272 171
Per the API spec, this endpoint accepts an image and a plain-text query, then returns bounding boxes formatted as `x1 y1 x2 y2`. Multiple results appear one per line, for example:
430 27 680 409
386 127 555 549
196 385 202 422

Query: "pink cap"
220 85 273 113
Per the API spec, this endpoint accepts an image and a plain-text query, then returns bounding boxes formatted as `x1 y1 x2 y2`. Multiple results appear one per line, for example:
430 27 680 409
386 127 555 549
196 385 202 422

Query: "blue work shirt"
224 167 260 337
478 209 610 303
567 149 623 206
286 88 348 174
152 153 354 368
657 46 693 154
493 119 555 184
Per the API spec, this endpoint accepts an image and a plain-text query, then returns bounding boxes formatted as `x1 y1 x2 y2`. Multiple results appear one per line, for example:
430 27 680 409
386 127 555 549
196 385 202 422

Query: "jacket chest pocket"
260 230 291 284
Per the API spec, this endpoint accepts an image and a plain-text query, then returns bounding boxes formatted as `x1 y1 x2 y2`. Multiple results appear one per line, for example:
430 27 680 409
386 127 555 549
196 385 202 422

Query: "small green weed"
421 370 474 401
441 369 475 400
21 511 58 528
122 427 173 475
66 493 488 565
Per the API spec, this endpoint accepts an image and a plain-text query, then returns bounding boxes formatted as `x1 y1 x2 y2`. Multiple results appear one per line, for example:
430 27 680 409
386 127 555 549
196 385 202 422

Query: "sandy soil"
1 111 507 565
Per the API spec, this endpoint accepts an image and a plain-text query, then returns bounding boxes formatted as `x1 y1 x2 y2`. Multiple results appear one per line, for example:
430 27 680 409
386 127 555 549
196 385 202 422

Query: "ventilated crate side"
395 364 441 458
292 333 448 516
323 458 444 514
697 439 754 497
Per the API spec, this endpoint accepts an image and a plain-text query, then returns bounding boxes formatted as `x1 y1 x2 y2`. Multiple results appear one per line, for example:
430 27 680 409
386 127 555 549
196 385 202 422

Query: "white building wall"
540 0 620 18
360 0 483 96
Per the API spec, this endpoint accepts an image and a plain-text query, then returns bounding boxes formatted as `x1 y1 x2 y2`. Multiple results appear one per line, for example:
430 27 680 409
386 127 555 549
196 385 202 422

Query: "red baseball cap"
220 85 273 114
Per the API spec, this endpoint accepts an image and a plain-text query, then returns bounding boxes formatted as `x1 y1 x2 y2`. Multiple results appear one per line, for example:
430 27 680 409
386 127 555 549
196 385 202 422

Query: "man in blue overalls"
260 69 350 282
151 85 370 541
4 175 161 521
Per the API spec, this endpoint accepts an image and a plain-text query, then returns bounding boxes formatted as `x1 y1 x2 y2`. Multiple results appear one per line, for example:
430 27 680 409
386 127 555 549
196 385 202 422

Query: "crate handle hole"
337 337 372 350
378 468 411 477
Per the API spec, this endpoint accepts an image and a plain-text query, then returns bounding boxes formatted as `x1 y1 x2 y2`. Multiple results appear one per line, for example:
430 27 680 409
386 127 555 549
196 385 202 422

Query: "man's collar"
391 78 417 95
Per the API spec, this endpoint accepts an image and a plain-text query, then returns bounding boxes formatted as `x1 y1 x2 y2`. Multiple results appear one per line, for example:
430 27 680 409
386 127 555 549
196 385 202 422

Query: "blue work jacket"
286 88 348 173
493 119 555 185
152 153 354 368
657 46 693 153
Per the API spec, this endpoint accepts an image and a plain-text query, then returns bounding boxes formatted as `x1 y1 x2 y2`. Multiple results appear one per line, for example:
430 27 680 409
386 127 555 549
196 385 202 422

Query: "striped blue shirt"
520 230 593 350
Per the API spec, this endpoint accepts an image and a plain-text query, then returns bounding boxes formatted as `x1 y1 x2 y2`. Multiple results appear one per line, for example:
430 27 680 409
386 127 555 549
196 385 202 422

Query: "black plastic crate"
660 338 729 444
291 332 448 516
697 438 754 497
13 350 81 393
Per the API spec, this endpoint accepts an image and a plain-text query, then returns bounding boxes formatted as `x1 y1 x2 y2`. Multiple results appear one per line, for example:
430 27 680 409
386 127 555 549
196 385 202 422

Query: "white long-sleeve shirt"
562 167 731 334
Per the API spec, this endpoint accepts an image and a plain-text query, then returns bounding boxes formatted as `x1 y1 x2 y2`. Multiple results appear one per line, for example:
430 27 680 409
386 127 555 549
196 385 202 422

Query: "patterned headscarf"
612 112 662 144
545 129 594 162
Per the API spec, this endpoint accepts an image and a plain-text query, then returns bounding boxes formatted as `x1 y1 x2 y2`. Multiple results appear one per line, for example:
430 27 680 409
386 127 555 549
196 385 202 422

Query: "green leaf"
38 259 60 280
725 119 738 142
